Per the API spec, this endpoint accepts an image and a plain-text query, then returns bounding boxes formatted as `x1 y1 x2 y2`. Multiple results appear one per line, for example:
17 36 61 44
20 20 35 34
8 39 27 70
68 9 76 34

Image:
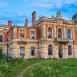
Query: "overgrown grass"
0 57 47 77
24 58 77 77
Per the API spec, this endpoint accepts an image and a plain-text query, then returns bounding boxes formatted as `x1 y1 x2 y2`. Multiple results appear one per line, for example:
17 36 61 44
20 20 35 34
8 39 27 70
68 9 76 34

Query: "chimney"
25 19 28 27
32 11 36 27
8 20 12 26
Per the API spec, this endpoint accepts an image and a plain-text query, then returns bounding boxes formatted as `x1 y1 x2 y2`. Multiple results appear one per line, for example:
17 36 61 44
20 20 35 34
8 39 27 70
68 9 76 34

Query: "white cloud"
24 0 28 1
31 0 77 8
17 12 25 15
34 4 52 7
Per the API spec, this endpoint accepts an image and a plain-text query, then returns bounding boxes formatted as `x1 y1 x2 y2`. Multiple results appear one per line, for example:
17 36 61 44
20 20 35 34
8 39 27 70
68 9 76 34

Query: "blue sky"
0 0 77 26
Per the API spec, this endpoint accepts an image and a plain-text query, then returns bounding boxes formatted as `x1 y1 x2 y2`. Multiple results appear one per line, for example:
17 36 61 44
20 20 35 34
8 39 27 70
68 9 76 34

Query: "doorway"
0 47 2 58
59 45 62 58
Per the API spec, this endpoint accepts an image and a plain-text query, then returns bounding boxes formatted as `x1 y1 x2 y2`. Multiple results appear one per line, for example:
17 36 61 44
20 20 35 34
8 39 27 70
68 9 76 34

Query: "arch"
68 45 72 55
58 28 62 38
67 29 71 39
47 27 52 38
48 45 53 55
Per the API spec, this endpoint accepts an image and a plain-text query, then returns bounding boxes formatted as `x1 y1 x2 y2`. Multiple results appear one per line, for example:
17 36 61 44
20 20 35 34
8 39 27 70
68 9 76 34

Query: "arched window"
47 27 52 38
48 45 52 55
58 28 62 38
68 45 72 55
67 29 71 39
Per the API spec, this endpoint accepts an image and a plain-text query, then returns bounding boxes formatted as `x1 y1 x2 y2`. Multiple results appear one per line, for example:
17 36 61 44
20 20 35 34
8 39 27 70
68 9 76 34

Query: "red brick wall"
36 29 38 39
4 33 7 42
75 32 77 41
26 28 30 38
39 26 42 38
17 28 20 38
56 26 58 38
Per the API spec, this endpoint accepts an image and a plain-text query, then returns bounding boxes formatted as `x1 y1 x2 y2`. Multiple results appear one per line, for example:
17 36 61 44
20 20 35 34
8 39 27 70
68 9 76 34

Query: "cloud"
31 0 77 8
34 4 52 7
24 0 28 1
0 12 26 25
17 12 25 15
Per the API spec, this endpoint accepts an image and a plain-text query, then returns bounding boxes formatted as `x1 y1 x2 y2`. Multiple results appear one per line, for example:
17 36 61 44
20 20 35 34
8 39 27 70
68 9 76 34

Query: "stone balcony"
54 38 69 43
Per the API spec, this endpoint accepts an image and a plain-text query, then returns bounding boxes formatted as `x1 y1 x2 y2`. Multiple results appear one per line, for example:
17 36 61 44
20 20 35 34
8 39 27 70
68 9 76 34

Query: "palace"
0 11 77 58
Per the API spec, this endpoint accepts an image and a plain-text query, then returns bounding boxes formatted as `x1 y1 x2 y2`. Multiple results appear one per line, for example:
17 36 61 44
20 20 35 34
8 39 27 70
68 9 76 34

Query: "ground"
0 58 77 77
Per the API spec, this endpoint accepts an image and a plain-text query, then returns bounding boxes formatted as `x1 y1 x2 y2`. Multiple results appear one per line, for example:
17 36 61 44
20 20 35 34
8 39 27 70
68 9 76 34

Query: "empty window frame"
20 30 24 37
67 29 71 39
47 27 52 38
20 47 25 55
48 45 53 55
31 31 35 39
68 45 72 55
31 47 35 56
0 47 2 58
58 28 62 38
0 35 3 42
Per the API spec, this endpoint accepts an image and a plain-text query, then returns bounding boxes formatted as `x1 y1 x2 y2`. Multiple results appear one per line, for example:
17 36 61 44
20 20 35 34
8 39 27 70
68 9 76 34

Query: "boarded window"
0 35 3 42
48 45 52 55
67 29 71 39
20 47 24 55
31 31 35 39
31 47 35 56
20 30 24 37
47 28 52 38
68 46 72 55
58 28 62 38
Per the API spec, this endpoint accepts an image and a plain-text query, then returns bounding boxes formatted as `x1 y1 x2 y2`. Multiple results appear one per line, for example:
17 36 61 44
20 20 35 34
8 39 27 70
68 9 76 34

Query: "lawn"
24 58 77 77
0 58 77 77
0 57 47 77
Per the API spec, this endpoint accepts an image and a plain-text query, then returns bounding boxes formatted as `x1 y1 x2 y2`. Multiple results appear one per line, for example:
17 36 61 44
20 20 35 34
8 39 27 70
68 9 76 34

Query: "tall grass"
24 58 77 77
0 57 46 77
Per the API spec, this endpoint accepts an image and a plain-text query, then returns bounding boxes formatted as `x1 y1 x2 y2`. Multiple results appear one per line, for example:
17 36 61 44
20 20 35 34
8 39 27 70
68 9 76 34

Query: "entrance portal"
59 45 62 58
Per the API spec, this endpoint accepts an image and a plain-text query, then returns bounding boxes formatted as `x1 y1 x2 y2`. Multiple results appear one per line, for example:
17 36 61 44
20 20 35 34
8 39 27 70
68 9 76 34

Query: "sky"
0 0 77 26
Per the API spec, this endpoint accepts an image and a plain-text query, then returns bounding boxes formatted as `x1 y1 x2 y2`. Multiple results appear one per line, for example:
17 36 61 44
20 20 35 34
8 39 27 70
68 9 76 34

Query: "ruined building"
0 11 77 58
